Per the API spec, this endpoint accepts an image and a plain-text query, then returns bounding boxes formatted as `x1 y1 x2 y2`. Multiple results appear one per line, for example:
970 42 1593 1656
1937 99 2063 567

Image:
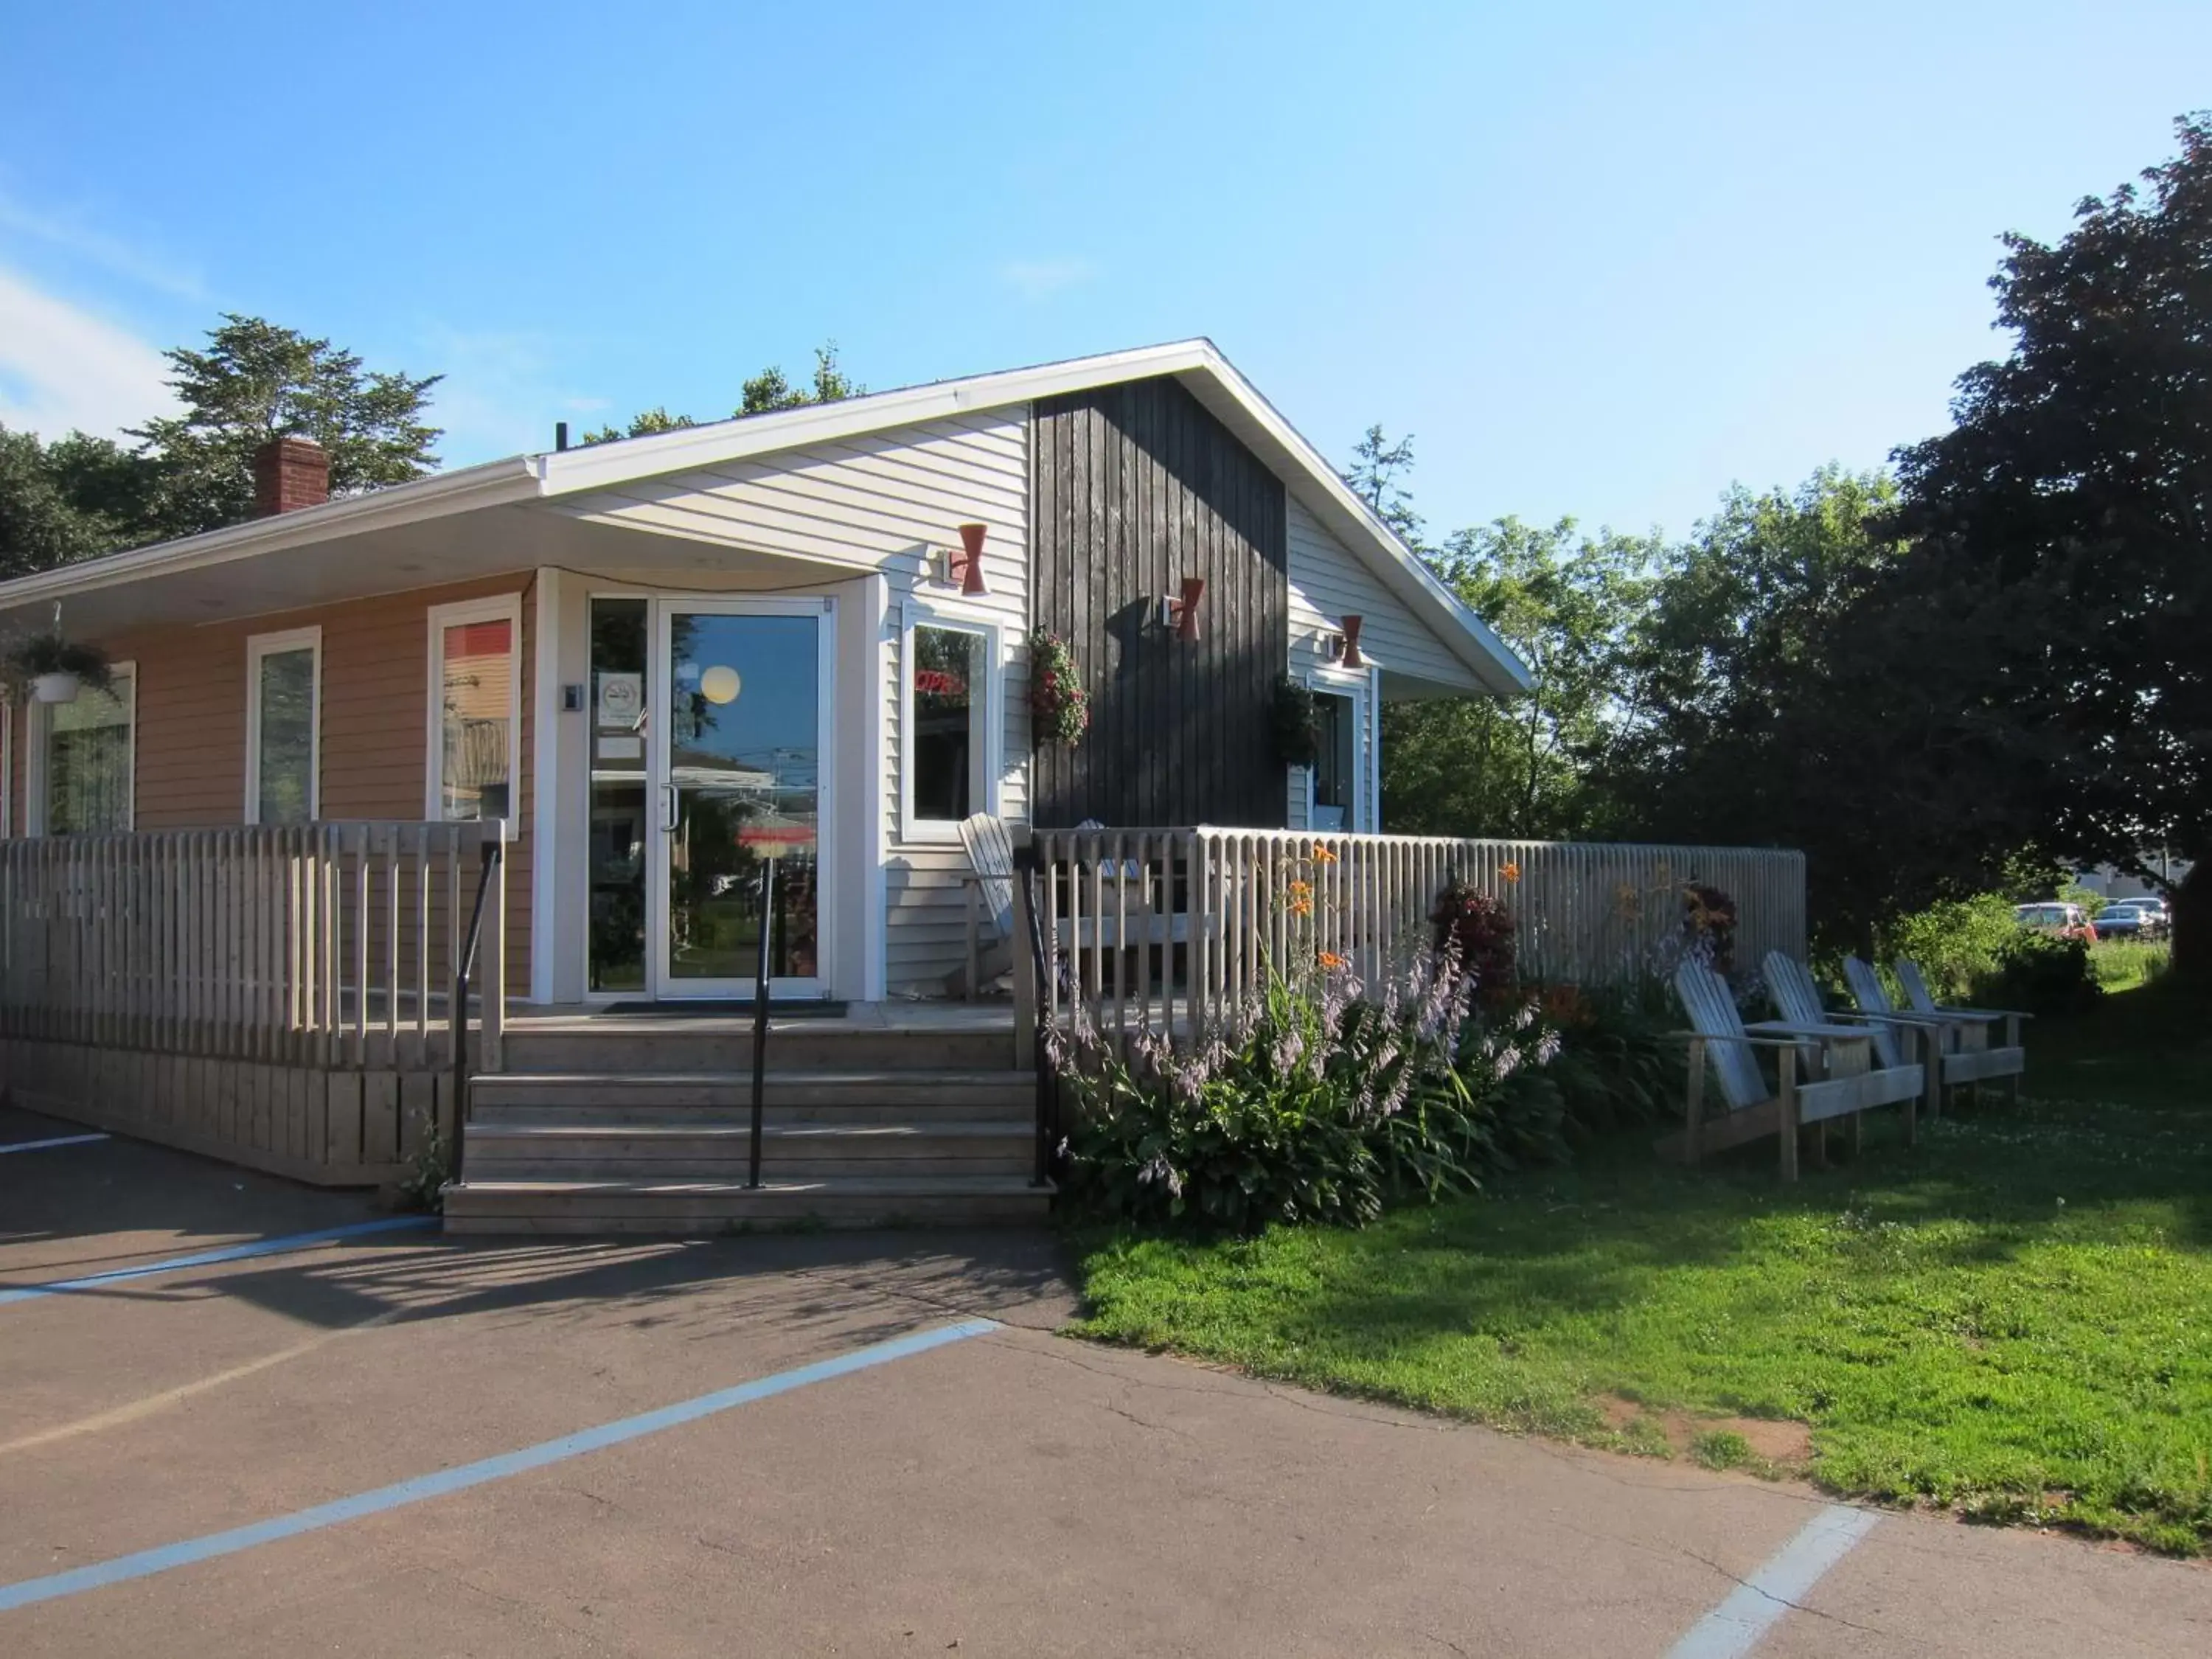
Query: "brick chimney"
252 434 330 516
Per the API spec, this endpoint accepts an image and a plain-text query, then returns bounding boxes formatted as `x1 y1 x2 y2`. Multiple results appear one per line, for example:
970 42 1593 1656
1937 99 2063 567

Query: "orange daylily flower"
1310 842 1338 863
1500 861 1522 884
1318 950 1348 970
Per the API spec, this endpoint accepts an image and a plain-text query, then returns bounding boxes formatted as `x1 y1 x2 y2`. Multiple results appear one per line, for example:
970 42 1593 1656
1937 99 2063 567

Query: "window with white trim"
40 666 136 835
427 597 522 824
247 626 321 824
899 604 1000 841
0 700 12 837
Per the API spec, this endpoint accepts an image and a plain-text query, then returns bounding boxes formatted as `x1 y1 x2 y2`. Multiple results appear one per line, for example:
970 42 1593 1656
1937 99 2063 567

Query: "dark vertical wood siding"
1030 378 1288 827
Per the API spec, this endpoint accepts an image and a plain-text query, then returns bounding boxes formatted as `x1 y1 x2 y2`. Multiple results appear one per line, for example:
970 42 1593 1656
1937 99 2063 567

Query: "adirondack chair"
1837 957 2017 1116
1765 951 1928 1147
1893 958 2029 1105
1660 961 1923 1179
945 812 1018 999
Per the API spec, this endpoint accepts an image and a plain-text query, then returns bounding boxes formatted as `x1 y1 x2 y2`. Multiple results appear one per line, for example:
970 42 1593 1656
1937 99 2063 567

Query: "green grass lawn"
1071 983 2212 1553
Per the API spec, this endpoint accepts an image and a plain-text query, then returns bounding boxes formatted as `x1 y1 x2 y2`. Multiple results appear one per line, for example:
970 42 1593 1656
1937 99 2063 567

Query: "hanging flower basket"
7 632 111 706
1029 627 1090 746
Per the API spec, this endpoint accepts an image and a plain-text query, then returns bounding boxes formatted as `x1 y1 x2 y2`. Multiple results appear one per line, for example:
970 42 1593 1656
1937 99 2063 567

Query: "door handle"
660 784 678 834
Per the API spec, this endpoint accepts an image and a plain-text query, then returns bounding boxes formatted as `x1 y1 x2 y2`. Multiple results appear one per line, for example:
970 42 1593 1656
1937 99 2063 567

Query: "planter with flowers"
7 628 113 705
1029 627 1090 746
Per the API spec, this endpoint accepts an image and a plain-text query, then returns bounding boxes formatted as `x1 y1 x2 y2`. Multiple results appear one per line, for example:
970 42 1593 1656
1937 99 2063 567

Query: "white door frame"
645 594 838 1001
1301 664 1378 834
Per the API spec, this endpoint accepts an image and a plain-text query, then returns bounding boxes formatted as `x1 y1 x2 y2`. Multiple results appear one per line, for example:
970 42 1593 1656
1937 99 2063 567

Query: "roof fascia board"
0 457 543 612
535 340 1215 495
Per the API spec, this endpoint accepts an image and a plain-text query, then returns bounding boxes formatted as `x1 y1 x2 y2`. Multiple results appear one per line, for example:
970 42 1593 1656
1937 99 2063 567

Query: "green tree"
1385 517 1655 837
128 313 442 540
1585 467 1992 947
577 406 699 445
1343 423 1425 546
0 425 145 574
1887 111 2212 977
582 342 864 445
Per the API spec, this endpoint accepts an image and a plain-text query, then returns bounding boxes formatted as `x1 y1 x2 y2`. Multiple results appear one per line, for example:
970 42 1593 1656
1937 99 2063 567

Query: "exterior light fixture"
1159 577 1206 641
700 665 742 704
1329 615 1366 669
947 522 990 597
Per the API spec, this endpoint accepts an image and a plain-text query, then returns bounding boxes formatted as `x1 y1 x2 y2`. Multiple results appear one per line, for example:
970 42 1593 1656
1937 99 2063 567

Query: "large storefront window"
46 669 135 835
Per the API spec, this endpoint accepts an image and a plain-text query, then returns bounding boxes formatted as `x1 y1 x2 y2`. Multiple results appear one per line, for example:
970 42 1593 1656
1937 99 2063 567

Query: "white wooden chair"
1840 957 2019 1113
1766 950 1930 1146
1658 961 1923 1179
946 812 1018 1000
1892 958 2029 1105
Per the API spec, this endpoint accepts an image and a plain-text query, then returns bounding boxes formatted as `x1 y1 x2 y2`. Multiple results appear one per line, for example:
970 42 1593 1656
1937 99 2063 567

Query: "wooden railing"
0 821 507 1072
1022 827 1805 1043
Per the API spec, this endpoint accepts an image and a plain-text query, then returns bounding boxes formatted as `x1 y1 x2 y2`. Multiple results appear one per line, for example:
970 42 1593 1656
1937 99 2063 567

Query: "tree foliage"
0 314 441 571
1385 515 1655 838
0 425 147 577
581 342 862 445
1883 110 2212 969
128 313 442 540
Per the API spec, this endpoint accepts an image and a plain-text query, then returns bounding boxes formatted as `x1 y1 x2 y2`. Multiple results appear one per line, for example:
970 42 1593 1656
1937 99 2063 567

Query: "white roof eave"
0 456 542 616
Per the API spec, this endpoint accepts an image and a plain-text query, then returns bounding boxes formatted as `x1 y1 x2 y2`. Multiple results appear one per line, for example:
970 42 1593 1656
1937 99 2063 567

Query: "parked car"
2015 902 2097 942
2095 901 2167 940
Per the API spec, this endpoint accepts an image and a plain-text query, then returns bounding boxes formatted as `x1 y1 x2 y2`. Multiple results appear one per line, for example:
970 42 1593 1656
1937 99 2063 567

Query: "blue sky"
2 1 2205 540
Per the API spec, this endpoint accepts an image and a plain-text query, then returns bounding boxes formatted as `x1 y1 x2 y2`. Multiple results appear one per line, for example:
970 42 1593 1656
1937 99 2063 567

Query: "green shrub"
1978 929 2101 1015
1880 893 2102 1015
1882 894 2024 1001
1528 979 1680 1138
1057 963 1565 1234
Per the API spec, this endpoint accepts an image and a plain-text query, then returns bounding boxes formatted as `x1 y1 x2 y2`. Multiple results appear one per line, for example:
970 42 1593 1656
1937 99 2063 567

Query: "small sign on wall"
597 672 642 729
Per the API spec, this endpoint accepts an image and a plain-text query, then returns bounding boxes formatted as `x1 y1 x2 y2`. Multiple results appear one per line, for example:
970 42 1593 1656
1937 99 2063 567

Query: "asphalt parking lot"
4 1103 2207 1658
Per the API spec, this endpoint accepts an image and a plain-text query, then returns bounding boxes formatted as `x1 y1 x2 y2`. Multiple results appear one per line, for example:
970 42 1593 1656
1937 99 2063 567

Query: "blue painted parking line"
0 1216 436 1307
0 1133 111 1155
1663 1503 1881 1659
0 1318 1000 1613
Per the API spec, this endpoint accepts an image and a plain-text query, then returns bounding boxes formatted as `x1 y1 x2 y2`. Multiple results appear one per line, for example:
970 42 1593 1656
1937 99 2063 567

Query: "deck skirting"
0 1036 453 1188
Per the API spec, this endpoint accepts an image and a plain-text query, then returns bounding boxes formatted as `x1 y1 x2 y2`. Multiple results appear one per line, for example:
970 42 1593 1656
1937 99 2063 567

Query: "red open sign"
914 669 968 698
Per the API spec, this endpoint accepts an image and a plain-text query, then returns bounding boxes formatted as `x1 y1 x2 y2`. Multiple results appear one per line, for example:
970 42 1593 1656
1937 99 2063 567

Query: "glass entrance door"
650 601 829 999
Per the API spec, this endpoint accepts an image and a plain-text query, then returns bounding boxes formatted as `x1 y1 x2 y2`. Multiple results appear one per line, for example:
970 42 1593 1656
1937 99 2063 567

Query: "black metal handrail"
748 857 777 1189
1015 848 1058 1189
448 835 504 1185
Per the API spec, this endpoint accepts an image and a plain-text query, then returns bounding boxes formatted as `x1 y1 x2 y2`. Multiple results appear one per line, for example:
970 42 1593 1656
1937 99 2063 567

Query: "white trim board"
529 568 563 1004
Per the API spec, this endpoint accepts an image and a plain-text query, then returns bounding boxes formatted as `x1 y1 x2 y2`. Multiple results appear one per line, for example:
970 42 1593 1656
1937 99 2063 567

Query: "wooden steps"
443 1175 1049 1234
468 1070 1033 1122
442 1016 1050 1234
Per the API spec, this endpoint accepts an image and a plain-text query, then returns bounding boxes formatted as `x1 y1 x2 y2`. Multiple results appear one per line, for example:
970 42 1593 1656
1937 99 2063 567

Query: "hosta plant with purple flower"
1059 953 1571 1234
